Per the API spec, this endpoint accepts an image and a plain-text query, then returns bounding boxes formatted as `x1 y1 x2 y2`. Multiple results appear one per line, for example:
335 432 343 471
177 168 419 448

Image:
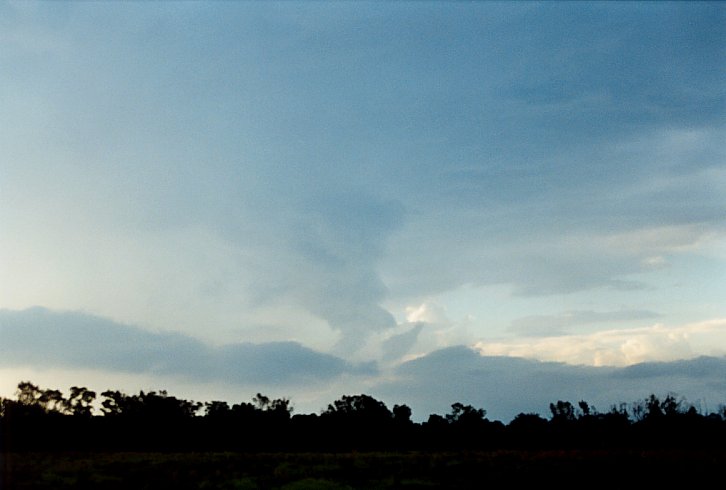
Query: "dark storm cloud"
617 356 726 382
0 307 373 385
372 346 726 422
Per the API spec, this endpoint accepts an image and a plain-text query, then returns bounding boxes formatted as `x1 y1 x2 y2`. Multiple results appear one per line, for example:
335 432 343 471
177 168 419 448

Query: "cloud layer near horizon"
3 307 726 421
0 307 374 386
376 346 726 422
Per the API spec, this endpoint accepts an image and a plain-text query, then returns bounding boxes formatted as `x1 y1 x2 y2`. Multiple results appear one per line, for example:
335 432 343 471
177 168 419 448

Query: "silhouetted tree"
324 394 392 422
268 397 293 419
204 400 231 418
253 393 270 410
38 388 67 414
99 389 200 418
578 400 592 417
320 394 393 449
137 390 202 419
446 402 486 425
420 412 447 448
425 413 447 428
645 394 664 419
393 404 412 424
100 390 137 416
549 400 576 423
16 381 43 407
68 386 96 417
508 413 549 448
661 393 684 417
6 379 726 453
6 382 58 417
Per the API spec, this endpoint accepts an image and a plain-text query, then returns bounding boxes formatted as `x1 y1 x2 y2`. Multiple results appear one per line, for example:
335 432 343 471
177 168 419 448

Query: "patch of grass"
279 478 353 490
3 450 725 489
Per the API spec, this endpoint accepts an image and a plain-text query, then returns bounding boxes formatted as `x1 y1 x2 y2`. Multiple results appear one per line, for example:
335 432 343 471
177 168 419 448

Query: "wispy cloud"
509 309 661 337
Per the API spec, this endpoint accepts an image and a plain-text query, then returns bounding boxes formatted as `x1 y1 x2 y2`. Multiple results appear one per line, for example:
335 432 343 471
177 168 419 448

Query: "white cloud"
397 301 479 356
405 302 450 324
475 318 726 367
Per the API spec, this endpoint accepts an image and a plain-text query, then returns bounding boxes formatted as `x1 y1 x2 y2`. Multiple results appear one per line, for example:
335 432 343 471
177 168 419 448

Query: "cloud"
405 302 450 324
384 210 726 299
617 356 726 382
0 307 374 385
372 346 726 422
509 309 661 337
211 191 405 355
217 342 376 385
4 308 726 422
381 323 424 362
476 319 726 367
1 2 724 370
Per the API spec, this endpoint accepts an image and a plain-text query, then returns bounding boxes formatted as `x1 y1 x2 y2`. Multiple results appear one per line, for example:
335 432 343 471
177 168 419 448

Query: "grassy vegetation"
4 449 724 489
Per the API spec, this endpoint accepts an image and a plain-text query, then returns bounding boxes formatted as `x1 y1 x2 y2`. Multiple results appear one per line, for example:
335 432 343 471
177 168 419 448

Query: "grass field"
3 449 724 489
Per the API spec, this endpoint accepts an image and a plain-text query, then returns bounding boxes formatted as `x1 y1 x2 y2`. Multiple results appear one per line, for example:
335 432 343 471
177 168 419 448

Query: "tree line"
2 381 726 452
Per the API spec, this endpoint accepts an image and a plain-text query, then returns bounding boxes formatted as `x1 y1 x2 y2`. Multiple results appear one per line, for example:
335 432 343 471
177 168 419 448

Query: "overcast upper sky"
1 2 725 421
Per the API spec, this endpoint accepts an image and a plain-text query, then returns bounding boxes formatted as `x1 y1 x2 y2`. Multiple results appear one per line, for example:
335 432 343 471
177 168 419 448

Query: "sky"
1 2 725 422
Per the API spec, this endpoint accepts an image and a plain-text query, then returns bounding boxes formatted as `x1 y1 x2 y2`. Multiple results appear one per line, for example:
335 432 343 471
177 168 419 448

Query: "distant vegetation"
2 381 726 452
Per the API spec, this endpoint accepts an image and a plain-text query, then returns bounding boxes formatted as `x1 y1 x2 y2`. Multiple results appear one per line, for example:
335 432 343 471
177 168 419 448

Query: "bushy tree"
68 387 96 417
446 402 486 425
324 394 392 422
16 382 44 408
204 400 231 418
549 400 576 423
393 404 413 424
100 390 201 418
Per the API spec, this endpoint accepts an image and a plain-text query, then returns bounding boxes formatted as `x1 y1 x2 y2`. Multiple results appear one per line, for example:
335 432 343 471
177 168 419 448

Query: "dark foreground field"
3 449 724 489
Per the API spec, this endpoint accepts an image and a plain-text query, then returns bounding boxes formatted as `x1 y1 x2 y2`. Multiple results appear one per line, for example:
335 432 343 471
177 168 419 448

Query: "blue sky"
1 2 725 420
